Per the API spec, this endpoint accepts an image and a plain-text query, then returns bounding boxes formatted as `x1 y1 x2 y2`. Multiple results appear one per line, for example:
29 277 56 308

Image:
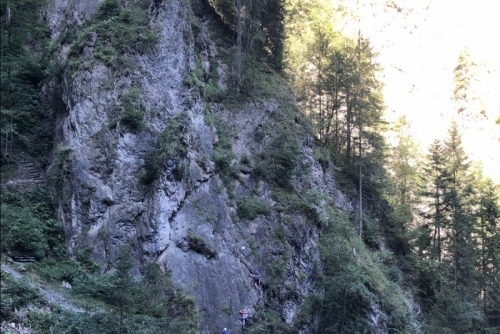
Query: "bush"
237 196 271 220
96 0 120 21
48 144 73 196
117 87 144 133
0 188 64 260
273 189 320 226
318 206 414 334
204 84 224 102
68 0 158 75
1 273 43 320
139 112 189 185
254 126 300 189
206 111 238 189
33 258 86 284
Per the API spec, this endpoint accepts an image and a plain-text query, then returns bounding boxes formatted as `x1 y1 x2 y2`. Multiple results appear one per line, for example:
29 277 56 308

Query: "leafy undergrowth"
317 206 419 334
1 254 199 334
66 0 157 77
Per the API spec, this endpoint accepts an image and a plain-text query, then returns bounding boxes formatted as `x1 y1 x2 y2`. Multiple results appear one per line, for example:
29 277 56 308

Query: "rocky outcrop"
44 0 361 333
47 0 102 39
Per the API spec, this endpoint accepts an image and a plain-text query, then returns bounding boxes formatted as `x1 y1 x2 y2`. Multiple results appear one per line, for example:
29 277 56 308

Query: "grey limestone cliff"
44 0 358 333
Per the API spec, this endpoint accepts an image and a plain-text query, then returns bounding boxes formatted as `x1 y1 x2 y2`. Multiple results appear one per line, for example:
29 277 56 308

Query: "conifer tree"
385 116 421 253
108 247 136 330
0 0 51 159
442 122 476 288
420 139 450 262
475 175 500 329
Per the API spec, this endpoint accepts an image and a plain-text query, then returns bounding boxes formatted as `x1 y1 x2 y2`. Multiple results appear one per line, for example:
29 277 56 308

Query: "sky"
337 0 500 182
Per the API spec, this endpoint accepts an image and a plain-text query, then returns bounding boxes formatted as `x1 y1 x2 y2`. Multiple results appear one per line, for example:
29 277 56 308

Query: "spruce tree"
421 139 450 263
476 176 500 329
442 121 476 289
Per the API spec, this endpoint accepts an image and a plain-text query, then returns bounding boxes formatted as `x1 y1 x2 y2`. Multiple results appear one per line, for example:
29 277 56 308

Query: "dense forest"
284 0 500 332
1 0 499 333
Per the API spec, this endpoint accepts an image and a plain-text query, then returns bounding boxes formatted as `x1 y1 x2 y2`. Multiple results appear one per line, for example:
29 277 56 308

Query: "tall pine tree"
442 121 476 289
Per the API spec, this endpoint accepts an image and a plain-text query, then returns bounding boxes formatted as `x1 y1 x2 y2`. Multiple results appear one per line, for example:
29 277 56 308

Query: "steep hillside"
2 1 427 333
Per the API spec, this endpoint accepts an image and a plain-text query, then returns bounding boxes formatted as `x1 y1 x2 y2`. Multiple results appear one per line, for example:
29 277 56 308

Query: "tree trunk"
345 90 351 165
357 29 362 238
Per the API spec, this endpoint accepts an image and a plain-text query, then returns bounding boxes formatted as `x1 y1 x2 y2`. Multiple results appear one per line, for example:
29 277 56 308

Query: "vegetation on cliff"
1 0 499 333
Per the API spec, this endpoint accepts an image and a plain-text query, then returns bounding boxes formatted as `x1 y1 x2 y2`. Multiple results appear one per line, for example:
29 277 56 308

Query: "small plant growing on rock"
139 111 190 186
116 87 145 133
237 196 271 220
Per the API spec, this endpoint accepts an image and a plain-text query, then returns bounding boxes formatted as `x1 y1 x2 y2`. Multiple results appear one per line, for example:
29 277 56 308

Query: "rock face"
44 1 358 333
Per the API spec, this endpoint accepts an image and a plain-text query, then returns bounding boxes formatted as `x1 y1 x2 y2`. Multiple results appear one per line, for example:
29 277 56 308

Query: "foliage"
48 144 73 196
23 250 199 334
284 0 385 178
317 206 414 333
237 196 271 220
292 294 322 329
139 111 189 185
245 309 293 334
273 189 320 226
206 0 285 70
203 83 224 102
33 258 88 284
407 122 500 332
0 273 43 321
423 285 480 334
67 0 158 75
0 0 56 160
203 107 238 189
114 87 145 133
254 125 300 189
183 60 204 88
0 187 65 259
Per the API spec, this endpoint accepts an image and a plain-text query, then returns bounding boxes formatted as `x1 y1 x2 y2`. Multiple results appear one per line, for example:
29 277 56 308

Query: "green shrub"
96 0 120 21
293 295 322 329
267 258 286 289
237 196 271 220
139 112 190 185
245 309 292 334
273 223 287 243
1 273 43 320
48 144 73 195
0 188 64 260
183 63 204 88
139 152 163 185
204 84 224 102
117 87 145 133
318 206 414 334
33 258 86 284
273 189 320 226
424 285 478 334
254 126 300 189
67 0 158 75
207 112 238 189
1 205 48 258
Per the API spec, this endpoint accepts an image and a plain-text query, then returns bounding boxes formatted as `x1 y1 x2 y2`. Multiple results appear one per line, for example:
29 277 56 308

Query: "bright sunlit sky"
337 0 500 182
